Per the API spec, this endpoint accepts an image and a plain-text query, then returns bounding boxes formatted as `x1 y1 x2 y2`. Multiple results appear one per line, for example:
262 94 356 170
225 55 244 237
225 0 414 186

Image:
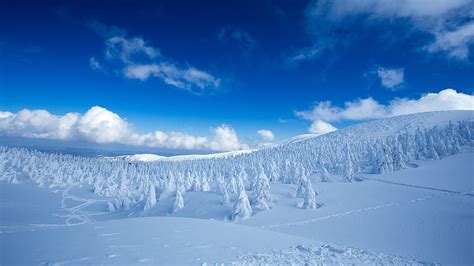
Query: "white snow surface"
1 110 473 265
104 149 255 162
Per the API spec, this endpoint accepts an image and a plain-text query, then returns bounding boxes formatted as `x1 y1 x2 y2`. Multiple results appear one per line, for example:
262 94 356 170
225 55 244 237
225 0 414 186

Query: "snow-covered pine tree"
298 177 317 209
191 175 202 191
231 187 252 220
343 156 355 182
253 168 273 210
143 182 157 211
320 165 331 182
391 144 407 171
216 175 226 194
295 175 306 198
172 187 184 213
426 134 440 160
228 176 238 194
201 177 211 192
216 175 231 204
238 167 249 189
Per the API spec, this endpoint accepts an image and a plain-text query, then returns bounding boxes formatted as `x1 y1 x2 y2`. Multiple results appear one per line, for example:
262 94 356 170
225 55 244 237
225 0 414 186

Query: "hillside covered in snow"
1 110 473 264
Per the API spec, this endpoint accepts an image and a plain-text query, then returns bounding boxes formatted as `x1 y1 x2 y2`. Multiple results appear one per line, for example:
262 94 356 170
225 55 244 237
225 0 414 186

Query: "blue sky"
1 0 473 153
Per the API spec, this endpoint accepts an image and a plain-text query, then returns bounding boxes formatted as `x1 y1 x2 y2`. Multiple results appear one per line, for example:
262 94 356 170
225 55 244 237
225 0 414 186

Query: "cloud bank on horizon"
296 89 474 135
0 106 247 152
1 89 472 151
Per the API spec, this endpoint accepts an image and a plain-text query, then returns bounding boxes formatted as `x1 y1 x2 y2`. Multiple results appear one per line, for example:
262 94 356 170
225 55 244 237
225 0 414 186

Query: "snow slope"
105 153 168 162
1 110 473 264
103 149 255 162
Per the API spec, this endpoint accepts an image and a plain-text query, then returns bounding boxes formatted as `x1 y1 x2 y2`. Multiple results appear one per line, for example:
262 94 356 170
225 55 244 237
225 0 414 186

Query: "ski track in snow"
359 176 474 197
262 189 474 229
29 186 109 230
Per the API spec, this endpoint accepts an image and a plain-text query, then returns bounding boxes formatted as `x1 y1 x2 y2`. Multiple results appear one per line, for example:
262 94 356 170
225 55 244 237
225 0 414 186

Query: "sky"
1 0 473 154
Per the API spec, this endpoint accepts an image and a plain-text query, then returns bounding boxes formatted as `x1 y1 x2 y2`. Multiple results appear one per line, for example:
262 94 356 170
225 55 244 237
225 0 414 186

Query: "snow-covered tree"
343 157 355 182
217 175 230 204
201 177 211 192
253 168 273 210
231 189 252 220
320 166 331 182
143 183 157 211
391 144 407 171
191 175 202 192
228 176 238 194
238 167 249 188
298 177 317 209
171 188 184 213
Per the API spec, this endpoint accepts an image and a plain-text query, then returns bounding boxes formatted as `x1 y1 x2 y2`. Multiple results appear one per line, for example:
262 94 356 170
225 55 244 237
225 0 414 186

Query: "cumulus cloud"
207 125 249 151
308 120 337 136
301 0 474 61
257 129 274 142
89 21 220 94
376 67 404 89
0 106 247 152
296 88 474 132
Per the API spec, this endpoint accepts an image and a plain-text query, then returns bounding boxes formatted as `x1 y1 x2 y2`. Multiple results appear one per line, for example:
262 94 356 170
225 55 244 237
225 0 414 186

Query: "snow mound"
233 244 432 265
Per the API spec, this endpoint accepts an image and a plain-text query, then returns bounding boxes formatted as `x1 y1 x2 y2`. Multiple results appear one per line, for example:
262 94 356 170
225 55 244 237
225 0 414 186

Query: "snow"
106 153 168 162
241 151 474 264
104 149 256 162
1 110 473 264
233 244 430 265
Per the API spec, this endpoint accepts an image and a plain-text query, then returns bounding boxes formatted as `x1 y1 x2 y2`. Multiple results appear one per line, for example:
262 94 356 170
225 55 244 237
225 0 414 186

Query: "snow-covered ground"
1 111 473 264
103 149 256 162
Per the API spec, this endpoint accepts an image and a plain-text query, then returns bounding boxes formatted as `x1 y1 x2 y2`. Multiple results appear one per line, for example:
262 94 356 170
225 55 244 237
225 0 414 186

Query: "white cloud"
376 67 404 89
123 64 160 81
90 21 220 93
320 0 470 20
303 0 474 60
76 106 133 143
425 22 474 60
296 88 474 132
389 88 474 115
123 64 220 90
89 57 102 71
0 106 247 152
308 120 337 136
257 129 274 142
105 36 159 64
296 97 386 122
286 45 323 64
207 125 249 151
